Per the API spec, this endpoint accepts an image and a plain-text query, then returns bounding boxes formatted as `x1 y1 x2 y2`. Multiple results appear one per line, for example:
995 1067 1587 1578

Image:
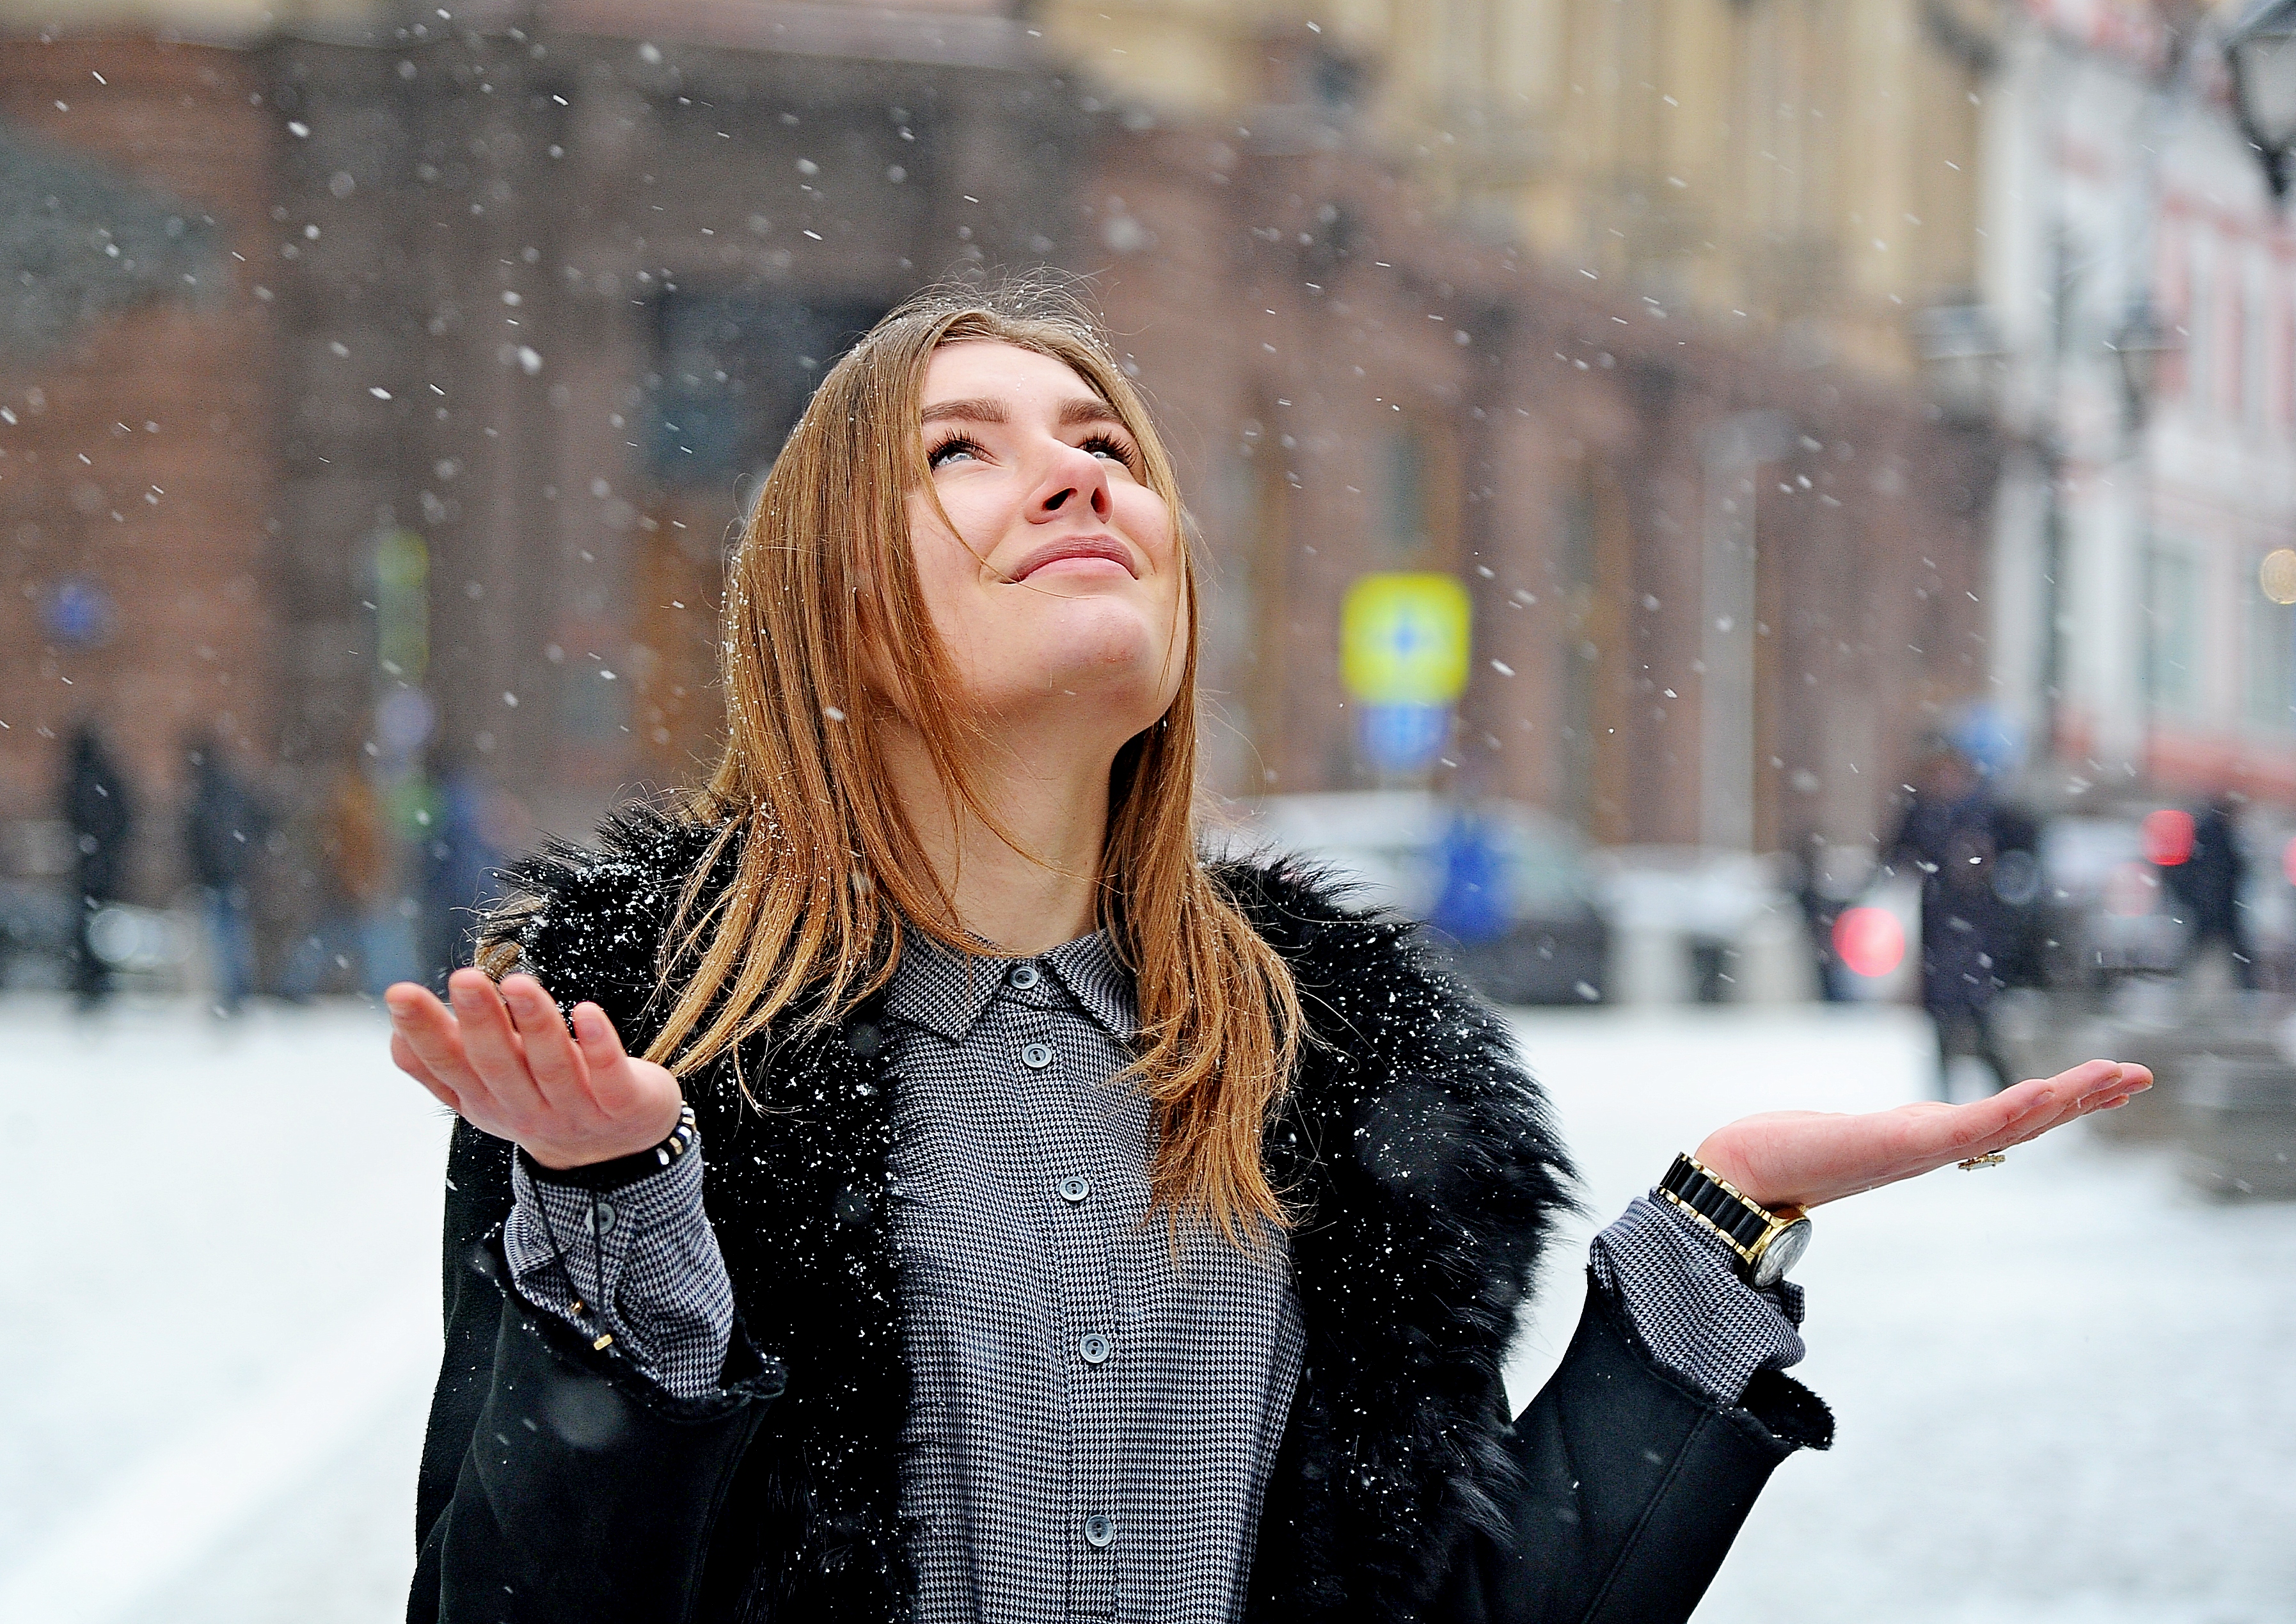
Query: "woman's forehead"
921 338 1105 408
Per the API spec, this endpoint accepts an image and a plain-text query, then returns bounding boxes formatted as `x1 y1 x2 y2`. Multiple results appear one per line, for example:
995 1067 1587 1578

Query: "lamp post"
2228 0 2296 199
2110 300 2179 786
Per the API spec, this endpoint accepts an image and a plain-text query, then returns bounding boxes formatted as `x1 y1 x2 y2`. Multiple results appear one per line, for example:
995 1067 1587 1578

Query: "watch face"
1752 1218 1812 1289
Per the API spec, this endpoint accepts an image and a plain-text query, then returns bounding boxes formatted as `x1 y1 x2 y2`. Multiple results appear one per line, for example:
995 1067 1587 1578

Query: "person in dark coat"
59 722 135 1007
1887 742 2036 1097
383 289 2149 1623
183 738 269 1015
2166 793 2258 991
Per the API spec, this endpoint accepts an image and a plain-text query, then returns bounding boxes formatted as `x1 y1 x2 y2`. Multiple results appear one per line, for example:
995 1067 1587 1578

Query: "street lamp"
2226 0 2296 198
2106 300 2179 428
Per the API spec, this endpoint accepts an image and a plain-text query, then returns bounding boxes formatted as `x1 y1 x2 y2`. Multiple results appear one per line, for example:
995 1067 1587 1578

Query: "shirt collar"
1041 929 1137 1040
883 925 1137 1044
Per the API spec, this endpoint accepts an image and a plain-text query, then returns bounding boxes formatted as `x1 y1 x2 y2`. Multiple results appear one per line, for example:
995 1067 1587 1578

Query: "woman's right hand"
386 968 685 1169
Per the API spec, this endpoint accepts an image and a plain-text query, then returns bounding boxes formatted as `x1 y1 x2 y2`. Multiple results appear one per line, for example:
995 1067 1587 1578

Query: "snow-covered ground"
1508 1005 2296 1624
1 997 2288 1621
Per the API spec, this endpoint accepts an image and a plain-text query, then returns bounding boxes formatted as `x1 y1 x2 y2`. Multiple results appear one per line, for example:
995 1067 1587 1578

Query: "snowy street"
1 997 2288 1622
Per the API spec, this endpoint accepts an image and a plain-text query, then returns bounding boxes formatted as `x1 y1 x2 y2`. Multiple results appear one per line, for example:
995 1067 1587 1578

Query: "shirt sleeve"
502 1130 736 1402
1587 1194 1807 1408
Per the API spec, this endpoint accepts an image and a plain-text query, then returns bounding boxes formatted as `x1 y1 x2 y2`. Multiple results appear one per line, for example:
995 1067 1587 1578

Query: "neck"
877 713 1118 955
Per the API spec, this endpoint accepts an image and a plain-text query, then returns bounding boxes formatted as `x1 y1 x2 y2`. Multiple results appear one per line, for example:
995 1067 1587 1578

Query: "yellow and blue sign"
1342 573 1470 772
1342 572 1471 705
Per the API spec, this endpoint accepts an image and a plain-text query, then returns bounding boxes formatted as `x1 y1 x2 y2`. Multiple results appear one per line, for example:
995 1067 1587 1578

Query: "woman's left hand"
1692 1058 2153 1210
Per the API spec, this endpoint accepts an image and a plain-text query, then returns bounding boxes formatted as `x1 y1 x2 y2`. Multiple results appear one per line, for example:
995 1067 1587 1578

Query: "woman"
388 286 2145 1623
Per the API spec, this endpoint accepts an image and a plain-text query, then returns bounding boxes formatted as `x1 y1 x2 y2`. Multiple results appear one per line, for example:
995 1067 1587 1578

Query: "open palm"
385 968 685 1170
1694 1058 2151 1210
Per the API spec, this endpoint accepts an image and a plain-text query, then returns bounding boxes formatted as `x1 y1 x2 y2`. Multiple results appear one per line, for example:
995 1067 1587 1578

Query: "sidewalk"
1 998 2286 1621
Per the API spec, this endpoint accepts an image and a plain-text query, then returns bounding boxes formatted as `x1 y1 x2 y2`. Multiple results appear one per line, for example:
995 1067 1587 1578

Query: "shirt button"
1079 1333 1112 1365
1057 1175 1091 1202
589 1200 616 1234
1008 962 1041 989
1020 1041 1052 1070
1083 1514 1114 1548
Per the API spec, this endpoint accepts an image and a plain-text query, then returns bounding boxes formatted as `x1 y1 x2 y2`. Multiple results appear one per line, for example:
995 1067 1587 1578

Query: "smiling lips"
1008 536 1137 582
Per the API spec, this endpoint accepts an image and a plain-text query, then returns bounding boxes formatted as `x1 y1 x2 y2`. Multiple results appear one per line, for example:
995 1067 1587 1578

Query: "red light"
1833 906 1906 980
2142 808 2195 866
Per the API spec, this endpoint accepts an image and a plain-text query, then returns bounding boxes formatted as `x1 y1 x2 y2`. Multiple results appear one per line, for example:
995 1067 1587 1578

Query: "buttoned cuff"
503 1128 736 1401
1588 1195 1807 1409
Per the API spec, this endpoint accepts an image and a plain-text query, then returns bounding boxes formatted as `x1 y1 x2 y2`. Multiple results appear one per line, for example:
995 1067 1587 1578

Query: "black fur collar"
495 808 1574 1620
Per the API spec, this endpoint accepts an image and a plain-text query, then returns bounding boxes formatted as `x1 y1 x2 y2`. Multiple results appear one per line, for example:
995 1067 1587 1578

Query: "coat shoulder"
485 800 735 1044
1210 853 1546 1088
1212 853 1581 1612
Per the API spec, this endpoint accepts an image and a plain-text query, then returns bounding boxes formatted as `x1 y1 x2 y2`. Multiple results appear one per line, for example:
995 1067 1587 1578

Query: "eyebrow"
919 395 1123 429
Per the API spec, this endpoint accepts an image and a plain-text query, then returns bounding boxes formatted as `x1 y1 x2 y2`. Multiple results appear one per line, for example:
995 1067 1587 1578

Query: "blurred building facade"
1979 0 2296 810
0 0 2006 958
1042 0 1992 381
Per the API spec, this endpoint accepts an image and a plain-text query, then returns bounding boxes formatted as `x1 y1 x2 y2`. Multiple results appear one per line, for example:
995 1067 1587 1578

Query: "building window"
649 292 886 488
1377 420 1458 565
1381 426 1430 561
2279 282 2296 431
2146 546 2202 715
2249 572 2296 729
2243 253 2268 429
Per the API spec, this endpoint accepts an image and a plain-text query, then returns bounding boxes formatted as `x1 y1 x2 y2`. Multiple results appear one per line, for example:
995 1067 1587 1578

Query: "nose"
1029 440 1113 524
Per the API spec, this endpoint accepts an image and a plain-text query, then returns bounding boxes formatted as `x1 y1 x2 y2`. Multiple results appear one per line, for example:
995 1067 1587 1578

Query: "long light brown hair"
638 283 1301 1239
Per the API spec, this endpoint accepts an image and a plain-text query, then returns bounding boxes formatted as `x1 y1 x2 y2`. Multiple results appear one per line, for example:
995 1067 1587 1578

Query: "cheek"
901 495 985 633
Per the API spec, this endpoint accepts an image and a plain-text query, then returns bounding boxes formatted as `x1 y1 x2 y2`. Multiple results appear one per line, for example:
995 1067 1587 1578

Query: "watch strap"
1656 1152 1779 1266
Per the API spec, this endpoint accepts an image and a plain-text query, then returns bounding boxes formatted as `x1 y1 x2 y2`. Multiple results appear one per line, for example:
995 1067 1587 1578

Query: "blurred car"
2037 815 2188 987
1229 792 1609 1005
1587 846 1817 1004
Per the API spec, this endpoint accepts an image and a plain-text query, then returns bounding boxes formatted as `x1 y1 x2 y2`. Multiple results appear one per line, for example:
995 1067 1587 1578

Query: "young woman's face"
897 339 1185 736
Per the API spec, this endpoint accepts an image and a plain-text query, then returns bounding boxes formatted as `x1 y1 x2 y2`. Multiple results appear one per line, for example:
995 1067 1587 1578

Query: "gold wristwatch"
1656 1152 1812 1289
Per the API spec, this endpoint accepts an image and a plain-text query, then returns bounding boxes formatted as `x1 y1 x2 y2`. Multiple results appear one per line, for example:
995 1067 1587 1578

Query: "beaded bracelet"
519 1103 699 1192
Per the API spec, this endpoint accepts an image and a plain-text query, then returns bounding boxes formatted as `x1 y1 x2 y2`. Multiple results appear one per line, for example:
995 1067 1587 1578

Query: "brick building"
0 3 1999 976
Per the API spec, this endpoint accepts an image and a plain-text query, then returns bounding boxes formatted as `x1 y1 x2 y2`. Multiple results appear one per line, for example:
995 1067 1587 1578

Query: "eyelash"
924 431 1141 473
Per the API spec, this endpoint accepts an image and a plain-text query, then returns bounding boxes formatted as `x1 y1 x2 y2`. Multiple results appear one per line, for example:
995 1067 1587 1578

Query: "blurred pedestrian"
183 737 270 1015
59 722 135 1007
418 763 517 988
2166 792 2257 992
285 765 392 997
1888 740 2031 1097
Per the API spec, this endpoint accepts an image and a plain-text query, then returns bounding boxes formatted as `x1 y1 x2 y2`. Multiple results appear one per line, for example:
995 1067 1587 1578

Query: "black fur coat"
411 812 1824 1624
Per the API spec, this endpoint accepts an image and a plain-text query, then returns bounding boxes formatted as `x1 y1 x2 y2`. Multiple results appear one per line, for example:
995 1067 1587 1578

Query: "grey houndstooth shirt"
506 930 1804 1622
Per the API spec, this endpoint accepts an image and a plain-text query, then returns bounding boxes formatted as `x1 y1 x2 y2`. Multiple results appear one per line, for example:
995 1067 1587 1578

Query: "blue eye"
1082 433 1138 469
927 435 981 468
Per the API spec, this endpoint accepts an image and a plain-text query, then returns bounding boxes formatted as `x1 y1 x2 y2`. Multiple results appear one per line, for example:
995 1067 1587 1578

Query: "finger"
447 968 547 1115
389 1030 464 1114
1993 1062 2142 1150
500 974 596 1109
569 1002 644 1111
384 982 482 1097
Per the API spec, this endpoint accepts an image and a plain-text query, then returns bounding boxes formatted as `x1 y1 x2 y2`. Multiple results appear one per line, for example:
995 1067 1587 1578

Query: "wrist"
1690 1138 1784 1209
1657 1151 1814 1289
523 1102 696 1188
